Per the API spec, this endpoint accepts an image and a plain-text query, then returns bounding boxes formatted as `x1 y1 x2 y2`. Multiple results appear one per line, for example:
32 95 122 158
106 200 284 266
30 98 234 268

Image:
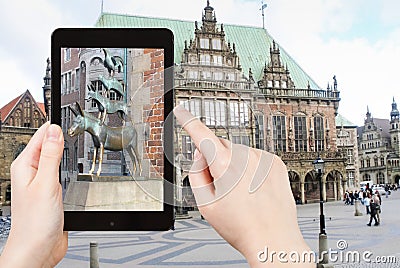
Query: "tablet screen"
60 47 165 212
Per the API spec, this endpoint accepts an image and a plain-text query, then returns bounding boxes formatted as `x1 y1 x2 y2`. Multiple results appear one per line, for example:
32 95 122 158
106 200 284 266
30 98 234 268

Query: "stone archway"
395 175 400 185
288 171 301 204
326 170 343 201
304 170 319 203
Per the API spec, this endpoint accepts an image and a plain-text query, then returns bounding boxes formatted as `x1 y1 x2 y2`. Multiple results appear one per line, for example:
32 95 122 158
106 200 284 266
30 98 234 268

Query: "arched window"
33 110 40 128
14 109 22 127
314 116 324 151
24 98 31 127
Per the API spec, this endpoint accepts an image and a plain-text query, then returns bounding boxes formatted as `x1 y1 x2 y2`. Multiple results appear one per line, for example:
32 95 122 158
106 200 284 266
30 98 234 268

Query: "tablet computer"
51 28 174 231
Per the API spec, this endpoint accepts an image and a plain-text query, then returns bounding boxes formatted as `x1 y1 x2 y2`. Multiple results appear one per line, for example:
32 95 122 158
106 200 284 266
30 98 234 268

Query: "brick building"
0 89 46 205
93 1 348 205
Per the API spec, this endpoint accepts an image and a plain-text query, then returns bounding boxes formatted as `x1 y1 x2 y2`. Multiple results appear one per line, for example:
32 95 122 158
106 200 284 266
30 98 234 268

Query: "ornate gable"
258 40 295 89
0 90 46 128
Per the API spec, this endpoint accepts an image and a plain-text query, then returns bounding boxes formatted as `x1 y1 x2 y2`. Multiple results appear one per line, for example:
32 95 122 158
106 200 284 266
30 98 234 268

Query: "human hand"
174 106 313 267
0 123 68 268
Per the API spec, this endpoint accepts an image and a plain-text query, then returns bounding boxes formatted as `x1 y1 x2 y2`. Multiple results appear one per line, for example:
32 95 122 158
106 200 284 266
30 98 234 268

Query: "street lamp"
313 157 332 267
313 157 326 235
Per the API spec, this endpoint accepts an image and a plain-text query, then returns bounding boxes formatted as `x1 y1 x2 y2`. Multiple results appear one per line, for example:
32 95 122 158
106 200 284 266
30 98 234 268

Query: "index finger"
173 105 226 163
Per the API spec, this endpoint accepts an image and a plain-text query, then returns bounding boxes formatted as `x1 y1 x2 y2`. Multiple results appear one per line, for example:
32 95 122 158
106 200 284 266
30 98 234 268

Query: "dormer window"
212 39 221 50
200 38 209 49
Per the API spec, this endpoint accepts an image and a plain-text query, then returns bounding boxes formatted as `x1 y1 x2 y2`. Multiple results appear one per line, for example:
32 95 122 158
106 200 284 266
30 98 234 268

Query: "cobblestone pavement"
1 192 399 267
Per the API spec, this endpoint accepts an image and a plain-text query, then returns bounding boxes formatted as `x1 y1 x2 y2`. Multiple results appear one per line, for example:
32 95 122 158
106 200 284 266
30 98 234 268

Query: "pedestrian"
385 184 390 198
373 193 381 224
367 199 379 226
349 191 355 205
364 194 371 214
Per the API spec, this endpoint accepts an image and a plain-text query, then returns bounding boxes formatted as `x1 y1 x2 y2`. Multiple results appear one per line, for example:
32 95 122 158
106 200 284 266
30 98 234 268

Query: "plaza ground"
1 191 399 267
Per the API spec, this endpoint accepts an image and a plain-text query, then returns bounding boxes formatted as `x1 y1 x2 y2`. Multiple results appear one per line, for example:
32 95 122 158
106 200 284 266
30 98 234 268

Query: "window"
314 116 324 151
294 116 307 152
273 115 287 152
232 135 250 146
377 173 385 184
200 38 209 49
213 72 223 80
213 55 223 66
62 147 69 171
181 135 194 161
75 68 80 90
360 159 365 168
15 109 22 127
281 81 287 88
380 157 385 166
226 73 235 81
229 101 249 127
374 158 379 167
180 99 201 118
255 114 264 150
274 81 280 88
366 158 371 167
201 71 212 80
347 149 353 164
67 71 72 93
73 141 78 171
64 48 71 62
90 80 103 108
267 80 273 87
204 100 215 126
188 71 198 79
200 54 211 65
33 111 40 128
212 39 221 50
204 100 226 126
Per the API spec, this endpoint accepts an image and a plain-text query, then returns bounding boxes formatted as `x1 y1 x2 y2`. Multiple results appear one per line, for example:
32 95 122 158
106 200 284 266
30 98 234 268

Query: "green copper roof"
96 12 321 90
336 114 357 128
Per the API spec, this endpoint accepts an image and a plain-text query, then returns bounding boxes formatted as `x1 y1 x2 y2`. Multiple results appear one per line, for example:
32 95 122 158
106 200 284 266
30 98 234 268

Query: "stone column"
301 181 305 205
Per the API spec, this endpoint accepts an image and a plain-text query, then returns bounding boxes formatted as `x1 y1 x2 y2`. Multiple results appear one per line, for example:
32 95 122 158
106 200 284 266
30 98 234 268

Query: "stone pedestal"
63 174 163 211
354 199 363 216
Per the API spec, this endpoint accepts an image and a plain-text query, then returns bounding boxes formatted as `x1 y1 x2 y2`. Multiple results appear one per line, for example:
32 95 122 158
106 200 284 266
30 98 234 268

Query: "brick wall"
142 49 164 178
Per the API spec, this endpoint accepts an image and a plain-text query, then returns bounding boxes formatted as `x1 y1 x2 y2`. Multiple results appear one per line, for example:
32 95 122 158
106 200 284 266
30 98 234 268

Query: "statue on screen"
67 49 141 177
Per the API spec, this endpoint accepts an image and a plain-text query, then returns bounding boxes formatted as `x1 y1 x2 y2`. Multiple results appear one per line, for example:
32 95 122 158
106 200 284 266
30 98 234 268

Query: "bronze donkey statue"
68 102 141 177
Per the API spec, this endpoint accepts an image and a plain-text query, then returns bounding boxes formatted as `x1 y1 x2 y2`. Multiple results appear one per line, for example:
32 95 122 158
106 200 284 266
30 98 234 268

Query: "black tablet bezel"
51 28 174 231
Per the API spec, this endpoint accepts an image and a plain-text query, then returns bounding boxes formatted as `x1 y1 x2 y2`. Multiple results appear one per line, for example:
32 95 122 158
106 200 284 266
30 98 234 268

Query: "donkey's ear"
75 102 84 116
69 104 78 116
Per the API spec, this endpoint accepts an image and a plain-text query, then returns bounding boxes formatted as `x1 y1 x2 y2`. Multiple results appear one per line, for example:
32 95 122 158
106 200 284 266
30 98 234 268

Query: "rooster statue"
102 48 123 77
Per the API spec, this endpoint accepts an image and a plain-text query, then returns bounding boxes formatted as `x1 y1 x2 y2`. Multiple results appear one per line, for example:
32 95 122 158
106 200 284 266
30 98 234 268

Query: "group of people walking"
343 183 392 226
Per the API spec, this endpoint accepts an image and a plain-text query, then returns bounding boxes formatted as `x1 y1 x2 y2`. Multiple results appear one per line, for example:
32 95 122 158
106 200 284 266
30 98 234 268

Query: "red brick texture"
143 49 164 178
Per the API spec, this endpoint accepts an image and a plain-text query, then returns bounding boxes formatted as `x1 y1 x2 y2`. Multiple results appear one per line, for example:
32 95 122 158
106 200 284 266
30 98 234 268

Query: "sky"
0 0 399 126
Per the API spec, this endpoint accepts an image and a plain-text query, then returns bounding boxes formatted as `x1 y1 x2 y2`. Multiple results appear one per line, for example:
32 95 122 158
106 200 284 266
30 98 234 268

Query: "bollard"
354 199 363 216
90 242 100 268
317 234 334 268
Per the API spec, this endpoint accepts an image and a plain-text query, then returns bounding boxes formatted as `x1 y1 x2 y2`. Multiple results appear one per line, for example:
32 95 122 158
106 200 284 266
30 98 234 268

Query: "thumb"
35 124 64 187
